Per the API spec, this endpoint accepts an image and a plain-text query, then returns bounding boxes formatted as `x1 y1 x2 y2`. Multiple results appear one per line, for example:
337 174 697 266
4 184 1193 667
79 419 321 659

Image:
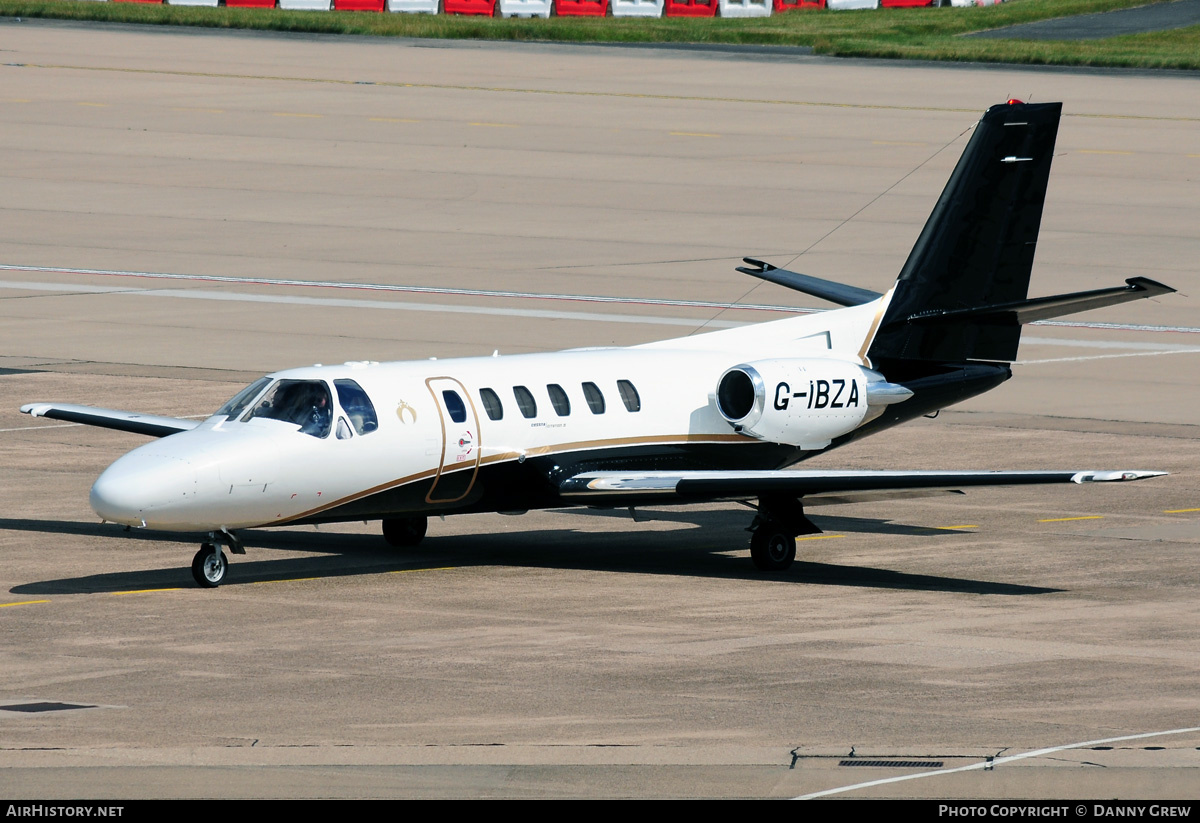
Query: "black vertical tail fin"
867 101 1062 365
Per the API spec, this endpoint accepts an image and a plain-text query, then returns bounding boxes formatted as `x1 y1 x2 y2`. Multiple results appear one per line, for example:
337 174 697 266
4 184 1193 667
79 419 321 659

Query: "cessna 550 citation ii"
22 101 1173 588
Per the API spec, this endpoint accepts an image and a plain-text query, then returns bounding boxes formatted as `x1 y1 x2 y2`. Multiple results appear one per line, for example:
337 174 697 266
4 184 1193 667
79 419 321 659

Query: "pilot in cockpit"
295 384 332 437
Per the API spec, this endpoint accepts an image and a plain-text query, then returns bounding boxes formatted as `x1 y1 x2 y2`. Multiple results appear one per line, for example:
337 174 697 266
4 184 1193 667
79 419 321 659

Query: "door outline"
424 376 483 504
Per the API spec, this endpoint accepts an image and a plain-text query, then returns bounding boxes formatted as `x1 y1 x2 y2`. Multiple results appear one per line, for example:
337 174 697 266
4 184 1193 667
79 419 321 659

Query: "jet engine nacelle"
715 358 906 450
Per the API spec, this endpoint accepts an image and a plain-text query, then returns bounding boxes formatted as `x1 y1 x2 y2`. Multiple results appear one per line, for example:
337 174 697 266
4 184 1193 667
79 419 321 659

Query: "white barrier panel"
168 0 219 5
279 0 331 8
717 0 769 16
498 0 551 14
611 0 662 16
828 0 877 7
388 0 440 10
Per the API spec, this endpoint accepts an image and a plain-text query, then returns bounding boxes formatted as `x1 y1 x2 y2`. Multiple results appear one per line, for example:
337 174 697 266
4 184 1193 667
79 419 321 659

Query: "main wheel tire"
382 516 428 548
192 544 228 588
750 528 796 572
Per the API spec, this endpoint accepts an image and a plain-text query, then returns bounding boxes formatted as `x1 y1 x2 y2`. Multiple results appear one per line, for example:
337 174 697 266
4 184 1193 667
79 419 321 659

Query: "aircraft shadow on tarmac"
3 514 1062 597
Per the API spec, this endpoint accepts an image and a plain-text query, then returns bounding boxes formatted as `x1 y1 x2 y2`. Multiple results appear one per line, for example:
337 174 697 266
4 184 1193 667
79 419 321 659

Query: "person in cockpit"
296 384 332 437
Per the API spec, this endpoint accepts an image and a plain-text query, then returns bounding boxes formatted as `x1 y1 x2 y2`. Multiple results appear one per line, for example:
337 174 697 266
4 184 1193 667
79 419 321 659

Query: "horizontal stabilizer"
908 277 1175 328
559 468 1165 503
737 258 881 307
21 403 198 438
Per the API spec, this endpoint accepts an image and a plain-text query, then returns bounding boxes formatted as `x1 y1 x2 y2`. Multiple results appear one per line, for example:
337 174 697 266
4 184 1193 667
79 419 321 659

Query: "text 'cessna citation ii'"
22 101 1174 588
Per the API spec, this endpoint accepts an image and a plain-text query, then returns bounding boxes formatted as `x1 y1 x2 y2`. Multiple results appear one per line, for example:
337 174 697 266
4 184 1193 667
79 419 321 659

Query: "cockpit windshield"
243 379 333 438
216 377 272 420
335 379 378 436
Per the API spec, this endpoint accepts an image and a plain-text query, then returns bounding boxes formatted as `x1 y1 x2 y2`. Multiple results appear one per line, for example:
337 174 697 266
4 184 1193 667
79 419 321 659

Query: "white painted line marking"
0 280 747 329
0 264 798 315
1017 348 1200 365
0 266 1191 340
794 726 1200 799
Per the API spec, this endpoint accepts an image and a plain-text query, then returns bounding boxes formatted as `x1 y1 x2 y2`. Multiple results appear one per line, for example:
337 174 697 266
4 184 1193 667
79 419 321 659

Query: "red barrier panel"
664 0 716 16
773 0 823 10
554 0 607 14
226 0 276 5
445 0 496 11
336 0 385 8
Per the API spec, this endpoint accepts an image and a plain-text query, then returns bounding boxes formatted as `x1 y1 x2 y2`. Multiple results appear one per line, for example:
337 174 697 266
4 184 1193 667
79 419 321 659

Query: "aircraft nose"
90 449 197 528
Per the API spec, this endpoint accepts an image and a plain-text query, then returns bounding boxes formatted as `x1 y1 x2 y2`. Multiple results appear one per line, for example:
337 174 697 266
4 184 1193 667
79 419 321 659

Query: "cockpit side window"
334 379 379 436
244 379 333 438
216 377 272 420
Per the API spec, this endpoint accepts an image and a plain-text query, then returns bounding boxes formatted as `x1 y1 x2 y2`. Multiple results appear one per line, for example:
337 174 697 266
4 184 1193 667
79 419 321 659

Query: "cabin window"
582 382 605 414
547 384 570 417
244 379 333 438
442 390 468 424
617 380 641 413
479 388 503 421
334 379 378 435
216 377 272 420
513 386 537 419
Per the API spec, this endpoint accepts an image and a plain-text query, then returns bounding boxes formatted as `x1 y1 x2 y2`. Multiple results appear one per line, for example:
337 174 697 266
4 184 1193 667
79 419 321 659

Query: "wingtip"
1071 470 1168 484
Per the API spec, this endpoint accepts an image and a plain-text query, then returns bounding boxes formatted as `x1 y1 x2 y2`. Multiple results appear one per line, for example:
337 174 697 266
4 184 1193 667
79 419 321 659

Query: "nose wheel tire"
383 516 428 548
750 528 796 572
192 543 228 588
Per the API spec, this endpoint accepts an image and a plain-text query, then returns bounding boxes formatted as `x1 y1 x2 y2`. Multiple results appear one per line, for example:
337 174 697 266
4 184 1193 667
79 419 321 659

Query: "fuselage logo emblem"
396 401 417 425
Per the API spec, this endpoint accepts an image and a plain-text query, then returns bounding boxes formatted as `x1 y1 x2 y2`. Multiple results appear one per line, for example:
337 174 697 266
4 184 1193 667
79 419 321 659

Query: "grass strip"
2 0 1197 69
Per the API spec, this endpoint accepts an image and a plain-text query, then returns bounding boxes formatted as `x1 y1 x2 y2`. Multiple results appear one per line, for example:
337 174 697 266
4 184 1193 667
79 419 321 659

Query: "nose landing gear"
192 544 227 588
190 529 245 588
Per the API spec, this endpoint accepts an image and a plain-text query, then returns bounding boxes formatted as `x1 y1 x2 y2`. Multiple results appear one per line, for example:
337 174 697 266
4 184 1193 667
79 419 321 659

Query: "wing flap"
21 403 200 437
559 469 1165 502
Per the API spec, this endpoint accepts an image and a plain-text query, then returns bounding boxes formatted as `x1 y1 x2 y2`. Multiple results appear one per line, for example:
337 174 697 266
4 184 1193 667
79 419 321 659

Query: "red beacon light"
1007 98 1025 105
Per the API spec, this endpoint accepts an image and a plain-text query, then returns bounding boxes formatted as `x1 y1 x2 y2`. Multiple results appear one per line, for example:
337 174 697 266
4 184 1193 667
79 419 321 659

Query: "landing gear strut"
748 494 820 572
191 529 244 588
382 516 428 548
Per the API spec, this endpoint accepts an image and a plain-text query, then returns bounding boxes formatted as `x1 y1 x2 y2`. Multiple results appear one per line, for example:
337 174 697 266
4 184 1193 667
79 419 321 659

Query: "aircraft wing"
558 469 1165 503
20 403 200 437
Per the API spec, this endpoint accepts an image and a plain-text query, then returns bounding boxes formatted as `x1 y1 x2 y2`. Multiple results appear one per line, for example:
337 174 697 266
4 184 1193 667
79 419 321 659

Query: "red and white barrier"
663 0 716 16
444 0 496 12
499 0 552 16
612 0 663 16
279 0 332 8
388 0 439 10
554 0 607 14
718 0 771 16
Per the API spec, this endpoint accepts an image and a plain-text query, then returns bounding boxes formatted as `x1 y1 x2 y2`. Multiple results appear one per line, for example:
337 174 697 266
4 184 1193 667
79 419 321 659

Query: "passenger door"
424 377 482 504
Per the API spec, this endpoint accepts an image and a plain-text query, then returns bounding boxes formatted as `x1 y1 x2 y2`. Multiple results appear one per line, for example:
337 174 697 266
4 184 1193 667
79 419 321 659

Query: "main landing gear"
748 494 820 572
382 515 428 548
191 529 245 588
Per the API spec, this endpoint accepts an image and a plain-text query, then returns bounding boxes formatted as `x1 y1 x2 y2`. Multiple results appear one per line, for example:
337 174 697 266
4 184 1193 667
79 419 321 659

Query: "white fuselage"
89 297 890 532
